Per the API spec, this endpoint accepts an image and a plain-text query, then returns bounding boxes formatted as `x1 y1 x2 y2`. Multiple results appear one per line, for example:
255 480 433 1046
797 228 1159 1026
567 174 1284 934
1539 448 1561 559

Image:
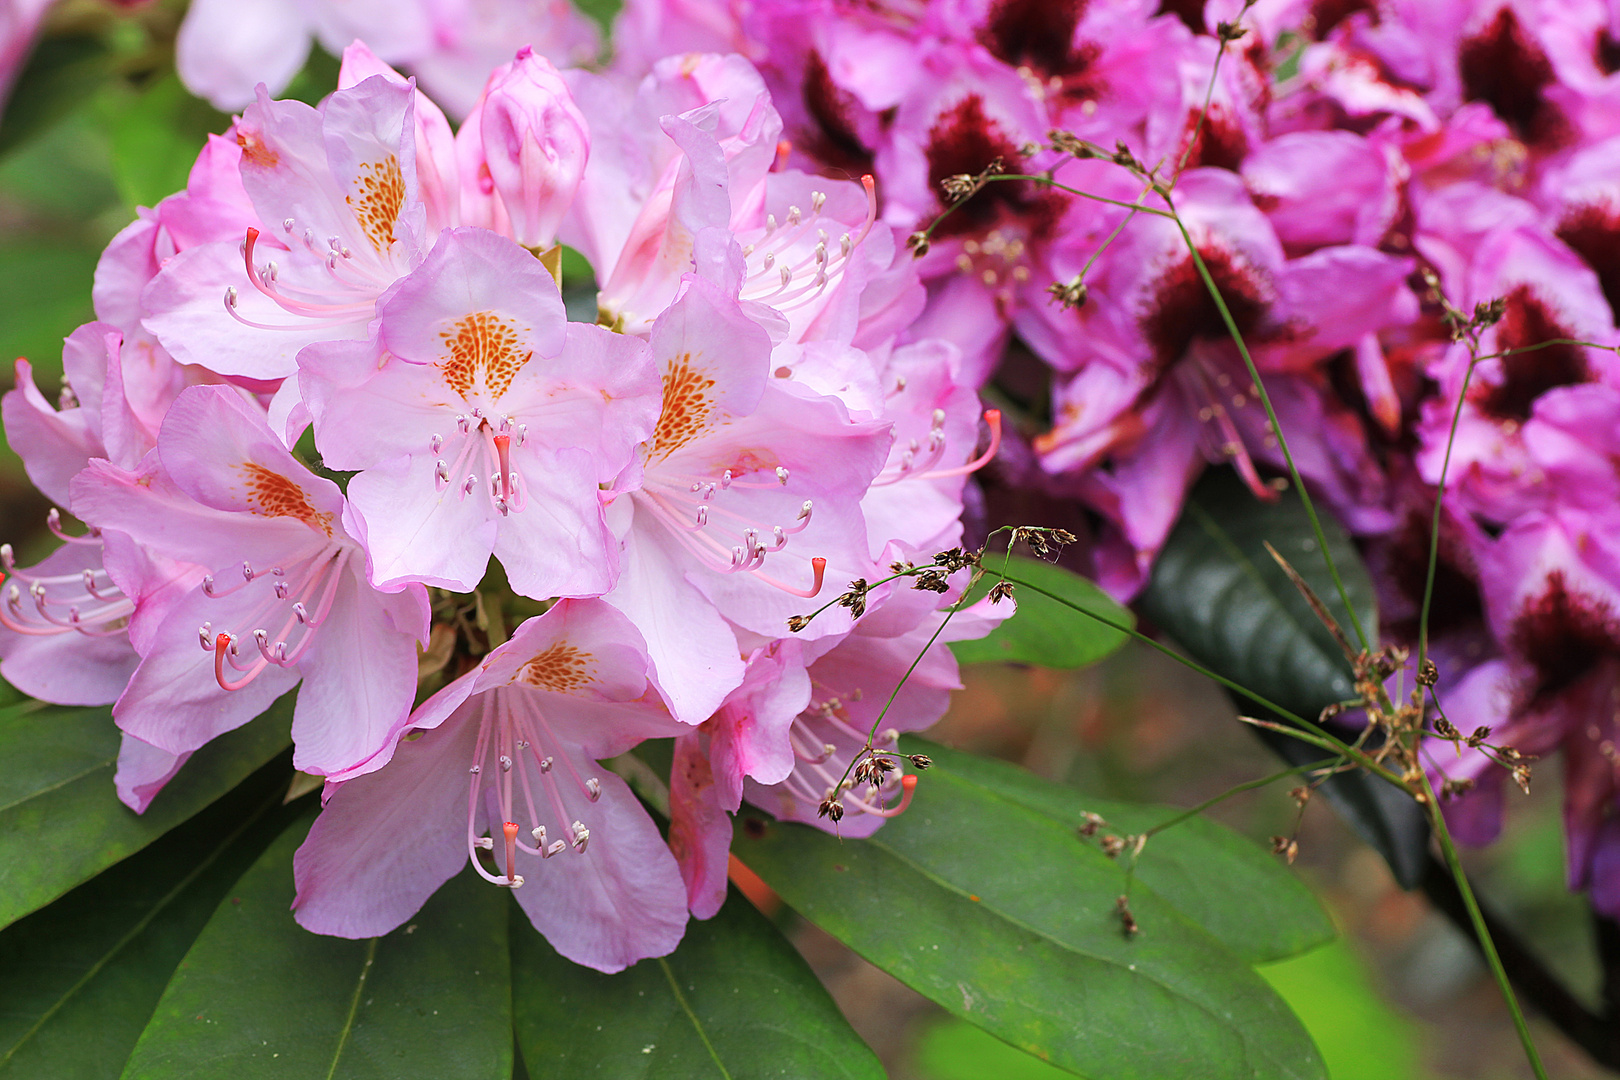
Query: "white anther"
516 424 528 447
225 286 238 307
741 244 755 257
840 234 853 256
721 469 734 489
293 602 309 624
539 756 554 773
474 833 491 846
435 460 450 483
781 266 793 287
811 191 826 212
202 575 217 596
532 825 546 844
544 840 567 858
242 562 254 581
282 217 295 231
198 623 213 649
932 408 946 426
776 466 789 484
787 206 801 224
766 214 777 233
265 261 278 280
470 765 482 775
508 875 525 889
430 433 443 454
815 242 827 266
274 580 290 599
762 251 775 270
571 821 590 851
462 475 478 496
695 506 709 527
585 777 601 801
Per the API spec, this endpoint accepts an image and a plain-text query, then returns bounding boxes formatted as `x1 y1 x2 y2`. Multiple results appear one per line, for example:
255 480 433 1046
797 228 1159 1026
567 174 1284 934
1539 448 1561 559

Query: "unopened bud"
468 48 589 249
908 754 933 770
1417 658 1438 686
907 232 931 258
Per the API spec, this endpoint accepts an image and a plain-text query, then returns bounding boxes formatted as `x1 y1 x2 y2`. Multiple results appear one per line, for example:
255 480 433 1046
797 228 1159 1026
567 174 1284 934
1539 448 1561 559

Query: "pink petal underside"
293 699 480 938
668 731 731 919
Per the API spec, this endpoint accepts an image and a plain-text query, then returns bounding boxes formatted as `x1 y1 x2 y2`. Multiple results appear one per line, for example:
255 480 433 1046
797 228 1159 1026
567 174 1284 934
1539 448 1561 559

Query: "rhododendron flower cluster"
606 0 1620 914
0 41 1005 971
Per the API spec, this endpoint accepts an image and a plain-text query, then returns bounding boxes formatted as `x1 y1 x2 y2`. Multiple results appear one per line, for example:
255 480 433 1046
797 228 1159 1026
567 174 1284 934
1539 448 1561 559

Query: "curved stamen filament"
916 410 1002 481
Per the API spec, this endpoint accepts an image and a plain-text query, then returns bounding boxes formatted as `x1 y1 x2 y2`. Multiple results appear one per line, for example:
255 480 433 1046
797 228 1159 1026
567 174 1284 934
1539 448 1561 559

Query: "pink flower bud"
474 47 589 250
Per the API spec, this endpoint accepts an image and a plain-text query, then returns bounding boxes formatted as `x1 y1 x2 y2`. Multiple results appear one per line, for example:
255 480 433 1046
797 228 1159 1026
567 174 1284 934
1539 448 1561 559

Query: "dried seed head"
819 797 845 822
1116 895 1138 937
787 614 809 633
1418 658 1439 686
907 232 930 258
1100 834 1126 858
1078 811 1106 838
1048 276 1088 310
988 580 1015 604
908 754 933 770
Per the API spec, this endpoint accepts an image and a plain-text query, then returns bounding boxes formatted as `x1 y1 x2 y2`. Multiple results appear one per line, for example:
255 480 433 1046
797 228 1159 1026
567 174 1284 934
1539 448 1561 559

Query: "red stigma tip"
862 174 876 192
774 139 793 170
809 557 826 594
502 821 520 884
901 774 918 792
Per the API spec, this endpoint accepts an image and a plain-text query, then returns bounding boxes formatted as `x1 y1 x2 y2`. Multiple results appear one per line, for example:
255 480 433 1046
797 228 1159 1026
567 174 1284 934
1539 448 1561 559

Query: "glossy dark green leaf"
513 887 882 1080
951 555 1133 668
1138 468 1428 889
0 756 304 1078
0 693 294 930
122 814 512 1080
103 74 229 210
736 770 1326 1080
904 738 1334 964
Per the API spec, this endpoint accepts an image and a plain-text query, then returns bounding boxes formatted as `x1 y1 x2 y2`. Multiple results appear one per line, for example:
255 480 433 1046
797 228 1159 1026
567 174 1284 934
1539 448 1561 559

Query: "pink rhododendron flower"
602 274 889 722
70 386 429 785
175 0 598 116
293 599 688 972
143 72 429 386
301 226 660 596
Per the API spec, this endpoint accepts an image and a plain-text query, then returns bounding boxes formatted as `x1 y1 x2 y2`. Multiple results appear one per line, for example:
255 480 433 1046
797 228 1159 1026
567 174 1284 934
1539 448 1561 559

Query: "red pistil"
502 821 521 884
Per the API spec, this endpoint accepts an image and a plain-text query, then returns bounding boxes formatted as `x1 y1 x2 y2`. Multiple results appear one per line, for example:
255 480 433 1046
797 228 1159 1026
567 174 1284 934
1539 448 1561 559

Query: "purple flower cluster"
0 42 1006 970
608 0 1620 912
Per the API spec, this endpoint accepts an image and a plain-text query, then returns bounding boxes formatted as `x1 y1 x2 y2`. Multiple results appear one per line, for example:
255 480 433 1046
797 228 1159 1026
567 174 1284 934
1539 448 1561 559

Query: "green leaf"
914 1018 1075 1080
513 887 882 1080
903 738 1334 964
0 34 113 158
736 769 1326 1080
0 758 305 1078
1259 941 1427 1080
0 693 294 930
122 814 512 1080
1138 468 1429 889
951 555 1132 668
102 74 229 210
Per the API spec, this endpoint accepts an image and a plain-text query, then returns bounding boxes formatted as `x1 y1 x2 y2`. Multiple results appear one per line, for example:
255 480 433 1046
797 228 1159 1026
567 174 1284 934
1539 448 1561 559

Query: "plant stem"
1421 772 1549 1080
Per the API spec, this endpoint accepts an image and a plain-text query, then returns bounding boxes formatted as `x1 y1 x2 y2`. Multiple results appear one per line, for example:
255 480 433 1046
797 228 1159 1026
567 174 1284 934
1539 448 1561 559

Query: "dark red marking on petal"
924 96 1063 239
1512 571 1620 702
1470 286 1588 422
1139 246 1270 372
1556 204 1620 324
1459 7 1570 147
